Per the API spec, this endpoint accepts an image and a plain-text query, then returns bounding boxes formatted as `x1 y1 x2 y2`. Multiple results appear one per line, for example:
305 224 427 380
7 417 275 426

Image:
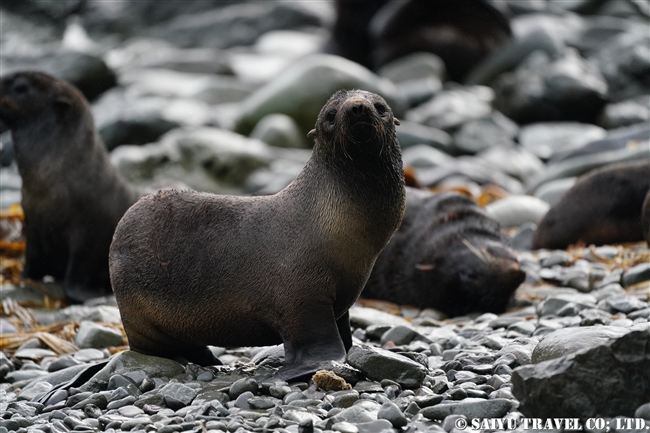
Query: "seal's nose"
351 102 365 117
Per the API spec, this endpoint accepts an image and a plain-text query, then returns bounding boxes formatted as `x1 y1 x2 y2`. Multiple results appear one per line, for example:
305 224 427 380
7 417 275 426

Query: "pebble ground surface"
1 243 650 432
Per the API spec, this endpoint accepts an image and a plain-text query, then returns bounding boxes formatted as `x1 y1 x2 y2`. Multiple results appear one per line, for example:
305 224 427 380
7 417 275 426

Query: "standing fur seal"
0 71 140 303
533 161 650 250
363 188 525 316
109 90 406 379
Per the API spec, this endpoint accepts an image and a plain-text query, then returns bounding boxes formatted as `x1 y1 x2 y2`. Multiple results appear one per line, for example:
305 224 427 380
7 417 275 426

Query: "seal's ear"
394 118 401 126
307 129 316 138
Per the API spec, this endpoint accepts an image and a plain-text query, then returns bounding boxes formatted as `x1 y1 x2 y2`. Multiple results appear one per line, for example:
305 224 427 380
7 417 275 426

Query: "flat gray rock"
513 326 650 418
531 326 630 363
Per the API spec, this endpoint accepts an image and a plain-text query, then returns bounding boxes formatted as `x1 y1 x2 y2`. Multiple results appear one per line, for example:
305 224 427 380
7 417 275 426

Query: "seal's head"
309 89 400 159
0 71 86 131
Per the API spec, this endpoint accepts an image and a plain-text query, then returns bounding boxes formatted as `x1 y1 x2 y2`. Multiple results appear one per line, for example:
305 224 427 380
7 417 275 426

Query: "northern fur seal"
533 161 650 250
0 71 140 303
325 0 511 82
363 188 525 317
109 90 406 379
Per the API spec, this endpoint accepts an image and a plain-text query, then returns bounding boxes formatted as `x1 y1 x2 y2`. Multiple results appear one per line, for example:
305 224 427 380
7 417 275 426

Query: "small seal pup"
0 71 140 303
363 188 525 316
533 161 650 250
109 90 406 379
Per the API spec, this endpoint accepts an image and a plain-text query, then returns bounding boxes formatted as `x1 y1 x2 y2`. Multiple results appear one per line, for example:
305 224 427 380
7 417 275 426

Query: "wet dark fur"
0 71 140 303
109 90 406 379
641 191 650 246
363 188 525 317
533 161 650 249
325 0 511 82
533 161 650 250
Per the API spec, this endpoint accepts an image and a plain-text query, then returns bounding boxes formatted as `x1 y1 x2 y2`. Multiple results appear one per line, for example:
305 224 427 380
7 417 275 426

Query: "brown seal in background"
0 71 140 303
109 90 406 379
325 0 512 82
533 161 650 250
363 187 525 317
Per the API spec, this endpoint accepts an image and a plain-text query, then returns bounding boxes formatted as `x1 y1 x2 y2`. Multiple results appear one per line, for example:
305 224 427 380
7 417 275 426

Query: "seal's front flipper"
336 310 353 351
277 303 346 380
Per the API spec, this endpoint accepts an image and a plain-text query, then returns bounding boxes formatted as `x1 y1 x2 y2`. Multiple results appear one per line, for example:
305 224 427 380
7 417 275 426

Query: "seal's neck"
289 137 406 258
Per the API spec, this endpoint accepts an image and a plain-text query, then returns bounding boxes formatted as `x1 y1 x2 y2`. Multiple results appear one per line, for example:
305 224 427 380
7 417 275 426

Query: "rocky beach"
1 1 650 432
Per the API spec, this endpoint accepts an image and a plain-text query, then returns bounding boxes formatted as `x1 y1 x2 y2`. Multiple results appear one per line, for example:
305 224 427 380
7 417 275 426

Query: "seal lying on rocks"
363 188 525 317
0 71 140 303
325 0 512 81
109 90 406 379
533 161 650 250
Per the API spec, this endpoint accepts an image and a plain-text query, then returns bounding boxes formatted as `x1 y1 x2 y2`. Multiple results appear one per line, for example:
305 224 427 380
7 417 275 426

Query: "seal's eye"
12 83 29 96
374 103 387 115
326 110 337 123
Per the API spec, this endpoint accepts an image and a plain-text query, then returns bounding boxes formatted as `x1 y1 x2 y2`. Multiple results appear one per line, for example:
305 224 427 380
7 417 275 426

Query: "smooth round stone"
622 263 650 287
599 96 650 129
13 348 56 361
331 421 359 433
106 395 136 410
377 52 445 83
394 121 453 151
229 377 258 400
405 86 493 131
118 404 144 418
635 402 650 420
73 321 124 349
354 419 393 433
234 54 404 136
47 356 82 373
377 402 407 428
0 319 18 335
519 122 606 161
602 295 648 314
453 112 518 154
402 144 454 169
533 177 577 207
249 113 306 149
331 390 359 409
485 195 550 228
442 414 467 432
380 326 417 346
477 146 544 182
234 391 254 409
72 349 106 363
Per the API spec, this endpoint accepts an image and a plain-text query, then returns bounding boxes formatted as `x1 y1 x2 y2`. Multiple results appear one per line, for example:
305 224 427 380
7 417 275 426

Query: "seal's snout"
351 101 366 117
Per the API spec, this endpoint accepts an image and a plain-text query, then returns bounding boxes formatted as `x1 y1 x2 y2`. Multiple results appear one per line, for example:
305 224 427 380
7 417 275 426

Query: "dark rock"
2 47 116 101
512 326 650 418
494 49 608 124
160 383 197 410
406 86 493 132
622 263 650 288
592 32 650 102
347 345 427 389
420 398 516 420
377 402 407 428
234 54 403 136
532 326 630 363
229 377 258 400
519 122 606 161
73 321 123 349
599 95 650 129
145 2 325 49
452 112 518 154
